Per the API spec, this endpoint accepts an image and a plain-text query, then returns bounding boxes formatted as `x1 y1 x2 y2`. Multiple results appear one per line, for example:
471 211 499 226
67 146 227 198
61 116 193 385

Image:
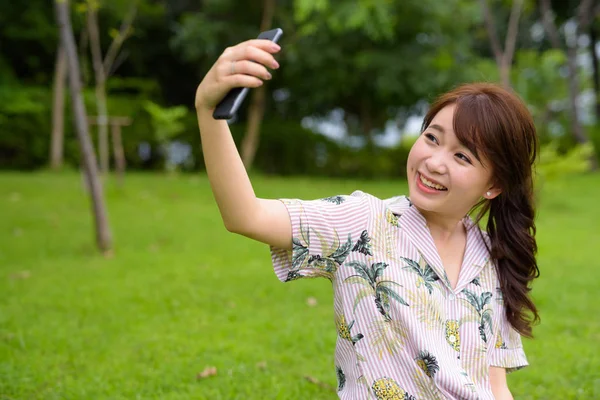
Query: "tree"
588 18 600 120
284 0 481 147
86 0 137 174
55 0 112 254
240 0 276 169
170 0 482 154
50 44 67 170
540 0 598 168
480 0 524 88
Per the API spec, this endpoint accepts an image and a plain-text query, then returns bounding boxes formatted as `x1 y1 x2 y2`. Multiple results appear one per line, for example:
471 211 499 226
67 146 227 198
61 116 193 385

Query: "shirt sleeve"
489 287 529 373
270 190 374 283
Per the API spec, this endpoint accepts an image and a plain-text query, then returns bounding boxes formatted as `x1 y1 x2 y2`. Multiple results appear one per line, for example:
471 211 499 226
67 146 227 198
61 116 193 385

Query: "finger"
240 39 281 53
223 60 272 81
224 44 280 69
220 74 264 90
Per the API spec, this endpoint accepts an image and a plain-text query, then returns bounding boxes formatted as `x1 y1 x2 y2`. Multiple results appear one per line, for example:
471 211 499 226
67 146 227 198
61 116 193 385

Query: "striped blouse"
270 191 527 399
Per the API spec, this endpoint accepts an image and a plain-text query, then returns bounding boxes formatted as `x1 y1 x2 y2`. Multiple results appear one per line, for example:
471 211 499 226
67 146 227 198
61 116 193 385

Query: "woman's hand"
194 39 281 111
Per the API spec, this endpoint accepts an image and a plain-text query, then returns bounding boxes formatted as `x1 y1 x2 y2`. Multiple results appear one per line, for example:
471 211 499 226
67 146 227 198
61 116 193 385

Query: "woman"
195 39 539 399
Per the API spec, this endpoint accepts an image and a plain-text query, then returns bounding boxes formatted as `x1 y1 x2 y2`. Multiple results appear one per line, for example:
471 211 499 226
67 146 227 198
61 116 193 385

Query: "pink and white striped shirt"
270 191 527 399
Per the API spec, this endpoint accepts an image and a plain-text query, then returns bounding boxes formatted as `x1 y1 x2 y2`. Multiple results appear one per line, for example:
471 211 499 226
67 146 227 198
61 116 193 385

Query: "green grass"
1 171 599 399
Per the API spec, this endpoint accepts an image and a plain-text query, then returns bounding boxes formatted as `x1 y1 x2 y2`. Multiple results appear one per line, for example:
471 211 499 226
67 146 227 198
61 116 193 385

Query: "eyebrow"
428 124 446 133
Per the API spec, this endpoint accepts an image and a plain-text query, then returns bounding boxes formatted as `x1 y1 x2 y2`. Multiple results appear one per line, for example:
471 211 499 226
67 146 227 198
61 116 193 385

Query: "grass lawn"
1 171 599 399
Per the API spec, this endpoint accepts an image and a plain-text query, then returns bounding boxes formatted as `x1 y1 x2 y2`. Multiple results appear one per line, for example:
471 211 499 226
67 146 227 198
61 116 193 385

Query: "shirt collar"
389 198 490 293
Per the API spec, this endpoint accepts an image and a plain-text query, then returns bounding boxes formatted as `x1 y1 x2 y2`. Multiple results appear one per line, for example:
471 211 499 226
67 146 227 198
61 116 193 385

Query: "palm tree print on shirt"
385 209 401 228
287 219 353 281
460 289 493 343
322 195 346 204
344 261 409 320
401 256 440 294
336 365 346 391
368 316 409 359
335 313 364 345
404 288 445 331
495 330 507 349
352 230 373 256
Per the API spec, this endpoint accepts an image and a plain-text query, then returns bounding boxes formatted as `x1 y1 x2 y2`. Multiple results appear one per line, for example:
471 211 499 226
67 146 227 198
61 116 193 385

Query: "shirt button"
449 293 456 300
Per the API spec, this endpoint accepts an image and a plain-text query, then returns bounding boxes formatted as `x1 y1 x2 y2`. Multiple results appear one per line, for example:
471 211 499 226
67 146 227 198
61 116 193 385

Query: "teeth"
420 174 447 190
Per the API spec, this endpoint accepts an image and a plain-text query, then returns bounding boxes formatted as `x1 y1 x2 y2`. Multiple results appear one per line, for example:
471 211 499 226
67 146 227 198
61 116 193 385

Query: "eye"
455 153 472 164
424 133 439 144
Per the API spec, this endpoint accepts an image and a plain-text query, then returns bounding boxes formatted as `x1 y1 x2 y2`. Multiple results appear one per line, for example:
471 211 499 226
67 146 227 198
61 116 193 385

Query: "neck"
417 207 466 242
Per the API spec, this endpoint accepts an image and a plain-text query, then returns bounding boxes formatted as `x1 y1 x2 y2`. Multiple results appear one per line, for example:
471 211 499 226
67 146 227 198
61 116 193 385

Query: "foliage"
294 0 399 40
144 100 192 172
0 80 412 178
536 141 594 182
143 101 187 144
279 0 484 141
512 49 581 146
0 0 598 174
0 86 57 169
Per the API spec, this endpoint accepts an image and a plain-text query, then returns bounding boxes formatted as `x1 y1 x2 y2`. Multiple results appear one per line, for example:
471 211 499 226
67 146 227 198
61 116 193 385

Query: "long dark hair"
422 82 540 338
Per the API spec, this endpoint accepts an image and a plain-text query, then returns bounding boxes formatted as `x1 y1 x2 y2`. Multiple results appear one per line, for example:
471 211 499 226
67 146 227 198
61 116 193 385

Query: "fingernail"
266 72 272 79
272 61 280 69
272 44 281 51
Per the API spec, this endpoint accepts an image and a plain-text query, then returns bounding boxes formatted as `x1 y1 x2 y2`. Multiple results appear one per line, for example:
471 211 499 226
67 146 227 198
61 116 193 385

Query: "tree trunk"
589 23 600 120
111 122 126 185
87 6 110 175
78 23 90 86
540 0 598 169
480 0 522 88
240 0 276 169
502 0 523 85
241 86 267 169
55 0 112 254
565 44 587 144
50 44 67 170
103 4 137 76
361 99 375 152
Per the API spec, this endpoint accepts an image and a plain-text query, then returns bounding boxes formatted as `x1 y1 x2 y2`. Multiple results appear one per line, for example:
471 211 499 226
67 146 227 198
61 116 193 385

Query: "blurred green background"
1 0 599 399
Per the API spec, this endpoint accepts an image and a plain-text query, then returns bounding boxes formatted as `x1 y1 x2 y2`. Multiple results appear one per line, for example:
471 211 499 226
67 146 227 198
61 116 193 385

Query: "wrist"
195 102 214 114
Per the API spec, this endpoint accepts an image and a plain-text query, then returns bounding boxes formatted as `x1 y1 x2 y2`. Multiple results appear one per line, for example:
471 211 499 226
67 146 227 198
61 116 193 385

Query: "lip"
415 172 448 194
418 172 447 188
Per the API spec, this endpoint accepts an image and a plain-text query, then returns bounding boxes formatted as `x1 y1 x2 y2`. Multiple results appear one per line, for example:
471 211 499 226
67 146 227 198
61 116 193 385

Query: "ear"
483 186 502 200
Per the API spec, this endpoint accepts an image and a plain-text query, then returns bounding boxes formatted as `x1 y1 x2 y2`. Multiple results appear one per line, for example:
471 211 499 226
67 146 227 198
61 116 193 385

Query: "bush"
536 141 595 183
0 86 54 169
0 84 414 178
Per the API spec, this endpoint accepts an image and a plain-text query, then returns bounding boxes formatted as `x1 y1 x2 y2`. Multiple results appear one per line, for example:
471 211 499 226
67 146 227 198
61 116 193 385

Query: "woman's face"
406 104 500 219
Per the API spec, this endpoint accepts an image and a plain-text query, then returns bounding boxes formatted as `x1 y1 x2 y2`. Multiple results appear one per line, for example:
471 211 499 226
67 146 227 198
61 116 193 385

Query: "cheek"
452 169 489 193
407 140 425 166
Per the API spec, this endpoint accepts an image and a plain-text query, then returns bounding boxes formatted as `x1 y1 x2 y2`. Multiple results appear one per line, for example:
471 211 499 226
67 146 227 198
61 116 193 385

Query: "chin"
407 187 437 212
408 195 439 213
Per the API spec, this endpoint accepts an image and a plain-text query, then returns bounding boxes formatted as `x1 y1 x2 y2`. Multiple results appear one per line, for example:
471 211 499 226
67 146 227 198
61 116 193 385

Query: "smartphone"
212 28 283 120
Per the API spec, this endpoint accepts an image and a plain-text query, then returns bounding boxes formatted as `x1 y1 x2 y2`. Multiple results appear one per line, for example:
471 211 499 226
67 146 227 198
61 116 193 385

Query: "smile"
418 173 448 191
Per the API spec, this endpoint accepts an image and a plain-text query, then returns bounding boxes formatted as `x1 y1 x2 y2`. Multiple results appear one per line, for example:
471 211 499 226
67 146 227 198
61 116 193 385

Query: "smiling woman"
195 39 539 399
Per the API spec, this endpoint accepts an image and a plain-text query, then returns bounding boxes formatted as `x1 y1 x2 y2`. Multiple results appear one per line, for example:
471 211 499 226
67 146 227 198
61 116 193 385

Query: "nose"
424 151 448 175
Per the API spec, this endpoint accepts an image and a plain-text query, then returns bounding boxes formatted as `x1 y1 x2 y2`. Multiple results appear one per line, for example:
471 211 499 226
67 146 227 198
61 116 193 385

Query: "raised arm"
194 39 292 251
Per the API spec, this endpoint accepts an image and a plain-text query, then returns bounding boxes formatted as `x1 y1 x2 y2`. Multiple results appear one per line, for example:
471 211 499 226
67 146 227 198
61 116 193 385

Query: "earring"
486 191 492 197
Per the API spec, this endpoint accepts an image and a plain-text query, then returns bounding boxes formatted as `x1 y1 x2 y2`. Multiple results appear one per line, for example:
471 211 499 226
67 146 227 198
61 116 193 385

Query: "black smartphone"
212 28 283 120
